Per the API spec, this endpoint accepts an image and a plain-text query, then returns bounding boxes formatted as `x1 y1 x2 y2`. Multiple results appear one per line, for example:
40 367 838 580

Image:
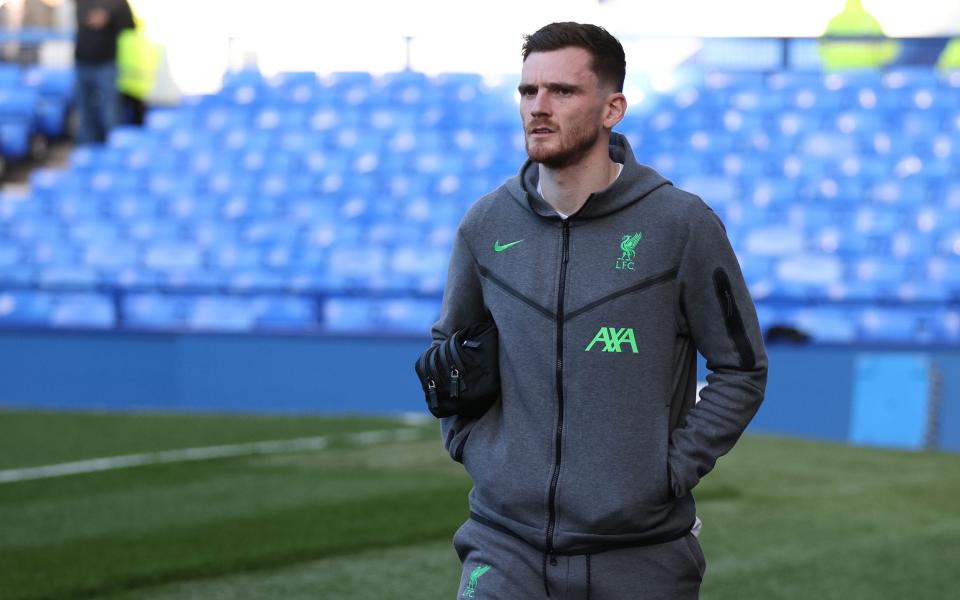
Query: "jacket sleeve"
431 226 487 462
668 202 768 498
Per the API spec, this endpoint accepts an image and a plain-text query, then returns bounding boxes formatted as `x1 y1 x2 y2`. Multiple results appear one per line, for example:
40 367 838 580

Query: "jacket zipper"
545 220 570 560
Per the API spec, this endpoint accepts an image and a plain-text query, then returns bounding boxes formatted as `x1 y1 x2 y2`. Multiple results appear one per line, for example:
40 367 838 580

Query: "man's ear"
603 92 627 129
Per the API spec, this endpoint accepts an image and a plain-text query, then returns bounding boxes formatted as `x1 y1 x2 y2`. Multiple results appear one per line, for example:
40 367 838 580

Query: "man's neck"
538 144 621 217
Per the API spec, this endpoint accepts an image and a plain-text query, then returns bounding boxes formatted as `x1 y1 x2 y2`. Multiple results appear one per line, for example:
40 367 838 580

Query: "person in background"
819 0 899 70
937 38 960 71
73 0 133 144
116 1 159 126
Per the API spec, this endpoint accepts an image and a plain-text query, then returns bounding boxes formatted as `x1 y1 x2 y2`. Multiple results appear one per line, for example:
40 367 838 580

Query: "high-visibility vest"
937 39 960 71
116 15 160 100
819 0 899 70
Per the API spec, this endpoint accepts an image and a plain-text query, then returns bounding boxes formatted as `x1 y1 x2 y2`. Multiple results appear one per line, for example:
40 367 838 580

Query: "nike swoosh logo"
494 239 524 252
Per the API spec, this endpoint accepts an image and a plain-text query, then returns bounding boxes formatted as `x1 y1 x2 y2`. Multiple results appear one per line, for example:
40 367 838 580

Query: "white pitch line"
0 427 424 484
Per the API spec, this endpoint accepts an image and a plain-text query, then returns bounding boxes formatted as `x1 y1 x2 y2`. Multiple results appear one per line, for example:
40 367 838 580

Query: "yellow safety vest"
819 0 899 70
937 39 960 72
116 20 161 100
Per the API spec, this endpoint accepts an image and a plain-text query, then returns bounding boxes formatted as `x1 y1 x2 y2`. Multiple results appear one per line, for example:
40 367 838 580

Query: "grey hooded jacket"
432 132 767 556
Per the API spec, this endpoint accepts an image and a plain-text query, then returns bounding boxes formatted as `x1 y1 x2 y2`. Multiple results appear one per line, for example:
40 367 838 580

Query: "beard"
524 122 601 169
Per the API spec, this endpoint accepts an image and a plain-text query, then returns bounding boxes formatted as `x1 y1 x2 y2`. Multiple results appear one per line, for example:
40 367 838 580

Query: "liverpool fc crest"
616 232 642 270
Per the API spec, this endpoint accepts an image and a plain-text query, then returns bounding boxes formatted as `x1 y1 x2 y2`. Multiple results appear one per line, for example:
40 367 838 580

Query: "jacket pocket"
682 532 707 579
453 429 470 463
445 416 476 464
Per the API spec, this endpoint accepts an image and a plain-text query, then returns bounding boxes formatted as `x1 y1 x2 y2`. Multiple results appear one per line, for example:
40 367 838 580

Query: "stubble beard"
525 124 601 169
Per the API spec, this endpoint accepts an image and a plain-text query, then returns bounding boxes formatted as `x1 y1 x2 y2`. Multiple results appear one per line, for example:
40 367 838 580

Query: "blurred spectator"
819 0 899 70
116 3 159 125
0 0 65 63
74 0 133 144
938 38 960 71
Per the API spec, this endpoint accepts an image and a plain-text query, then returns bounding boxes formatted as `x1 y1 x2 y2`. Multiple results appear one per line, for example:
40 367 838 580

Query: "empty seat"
791 307 860 344
0 291 114 328
1 66 957 341
746 226 805 256
0 88 38 158
23 66 74 138
322 297 439 333
143 242 203 271
859 308 932 343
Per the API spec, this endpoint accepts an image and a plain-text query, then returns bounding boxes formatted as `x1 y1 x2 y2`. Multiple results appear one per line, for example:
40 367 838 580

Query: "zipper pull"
427 378 439 411
449 367 460 400
549 553 558 566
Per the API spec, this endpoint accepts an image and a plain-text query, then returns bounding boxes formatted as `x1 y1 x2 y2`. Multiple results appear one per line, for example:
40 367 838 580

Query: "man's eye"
556 88 572 96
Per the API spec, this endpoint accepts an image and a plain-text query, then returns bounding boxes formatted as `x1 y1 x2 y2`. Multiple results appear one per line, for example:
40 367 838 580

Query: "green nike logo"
494 239 524 252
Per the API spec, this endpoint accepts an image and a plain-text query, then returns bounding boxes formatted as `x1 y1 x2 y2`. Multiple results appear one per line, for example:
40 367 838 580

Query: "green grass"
1 409 958 599
0 409 411 469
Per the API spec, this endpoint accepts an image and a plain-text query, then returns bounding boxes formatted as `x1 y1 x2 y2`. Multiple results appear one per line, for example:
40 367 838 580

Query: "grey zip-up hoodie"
433 133 767 556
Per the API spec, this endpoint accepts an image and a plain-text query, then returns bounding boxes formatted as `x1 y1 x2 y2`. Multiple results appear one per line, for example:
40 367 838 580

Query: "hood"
504 132 673 220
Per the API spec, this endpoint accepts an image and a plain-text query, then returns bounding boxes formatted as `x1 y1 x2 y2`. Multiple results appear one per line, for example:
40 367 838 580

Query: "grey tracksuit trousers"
454 518 706 600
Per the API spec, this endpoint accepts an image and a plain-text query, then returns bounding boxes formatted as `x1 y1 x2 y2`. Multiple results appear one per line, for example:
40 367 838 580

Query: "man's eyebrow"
517 82 582 93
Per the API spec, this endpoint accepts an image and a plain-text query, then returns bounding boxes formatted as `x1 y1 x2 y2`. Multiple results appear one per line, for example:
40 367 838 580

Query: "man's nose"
530 90 550 116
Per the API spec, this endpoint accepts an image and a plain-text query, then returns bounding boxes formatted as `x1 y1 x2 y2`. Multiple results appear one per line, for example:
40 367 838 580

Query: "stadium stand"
0 65 958 343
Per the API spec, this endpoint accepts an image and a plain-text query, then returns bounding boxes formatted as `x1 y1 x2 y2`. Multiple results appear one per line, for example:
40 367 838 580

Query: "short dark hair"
522 22 626 92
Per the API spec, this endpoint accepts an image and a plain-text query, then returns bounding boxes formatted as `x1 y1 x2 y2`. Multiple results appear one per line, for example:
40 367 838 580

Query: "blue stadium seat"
0 290 114 329
23 66 74 138
380 298 441 331
1 66 956 341
83 240 138 270
790 307 860 344
49 293 115 328
143 242 203 271
38 265 98 287
0 63 23 87
746 226 805 256
123 293 186 329
774 254 843 290
859 308 931 343
183 296 258 331
322 297 439 333
0 88 38 158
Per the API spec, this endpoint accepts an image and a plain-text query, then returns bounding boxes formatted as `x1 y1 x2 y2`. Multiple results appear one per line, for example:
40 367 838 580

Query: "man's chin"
526 144 565 167
527 148 579 169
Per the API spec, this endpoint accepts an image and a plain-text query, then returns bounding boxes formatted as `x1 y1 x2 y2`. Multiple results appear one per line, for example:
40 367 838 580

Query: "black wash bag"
414 321 500 418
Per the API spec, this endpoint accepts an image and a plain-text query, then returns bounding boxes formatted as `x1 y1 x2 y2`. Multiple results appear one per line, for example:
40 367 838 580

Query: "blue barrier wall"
0 331 428 414
1 331 957 451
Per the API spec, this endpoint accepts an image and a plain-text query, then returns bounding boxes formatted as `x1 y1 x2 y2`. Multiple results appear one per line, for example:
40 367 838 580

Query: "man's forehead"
520 47 596 84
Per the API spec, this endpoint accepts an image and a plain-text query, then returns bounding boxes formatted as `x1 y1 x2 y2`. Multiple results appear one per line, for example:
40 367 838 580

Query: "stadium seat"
1 65 956 342
0 88 38 158
23 66 74 138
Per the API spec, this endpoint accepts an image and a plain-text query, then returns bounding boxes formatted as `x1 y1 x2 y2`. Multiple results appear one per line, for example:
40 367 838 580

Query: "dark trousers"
121 93 146 126
454 518 705 600
75 62 119 144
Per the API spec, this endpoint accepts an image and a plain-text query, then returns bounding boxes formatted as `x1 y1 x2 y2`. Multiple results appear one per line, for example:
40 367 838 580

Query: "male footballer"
431 22 768 599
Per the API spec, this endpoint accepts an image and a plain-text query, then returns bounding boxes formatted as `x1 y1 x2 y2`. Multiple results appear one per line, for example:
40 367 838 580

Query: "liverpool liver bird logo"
616 232 642 270
462 564 491 598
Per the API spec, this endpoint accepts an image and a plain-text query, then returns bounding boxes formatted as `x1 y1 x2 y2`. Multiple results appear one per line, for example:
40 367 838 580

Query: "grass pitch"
1 409 958 600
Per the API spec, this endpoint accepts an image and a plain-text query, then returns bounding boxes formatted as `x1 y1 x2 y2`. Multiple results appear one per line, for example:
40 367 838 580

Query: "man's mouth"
529 126 554 135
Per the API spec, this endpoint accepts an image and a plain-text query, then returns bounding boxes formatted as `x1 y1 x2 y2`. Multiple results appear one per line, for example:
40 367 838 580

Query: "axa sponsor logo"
585 327 638 353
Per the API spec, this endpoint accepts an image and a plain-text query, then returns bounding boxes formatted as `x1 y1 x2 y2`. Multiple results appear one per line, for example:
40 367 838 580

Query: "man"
74 0 134 144
432 22 767 599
